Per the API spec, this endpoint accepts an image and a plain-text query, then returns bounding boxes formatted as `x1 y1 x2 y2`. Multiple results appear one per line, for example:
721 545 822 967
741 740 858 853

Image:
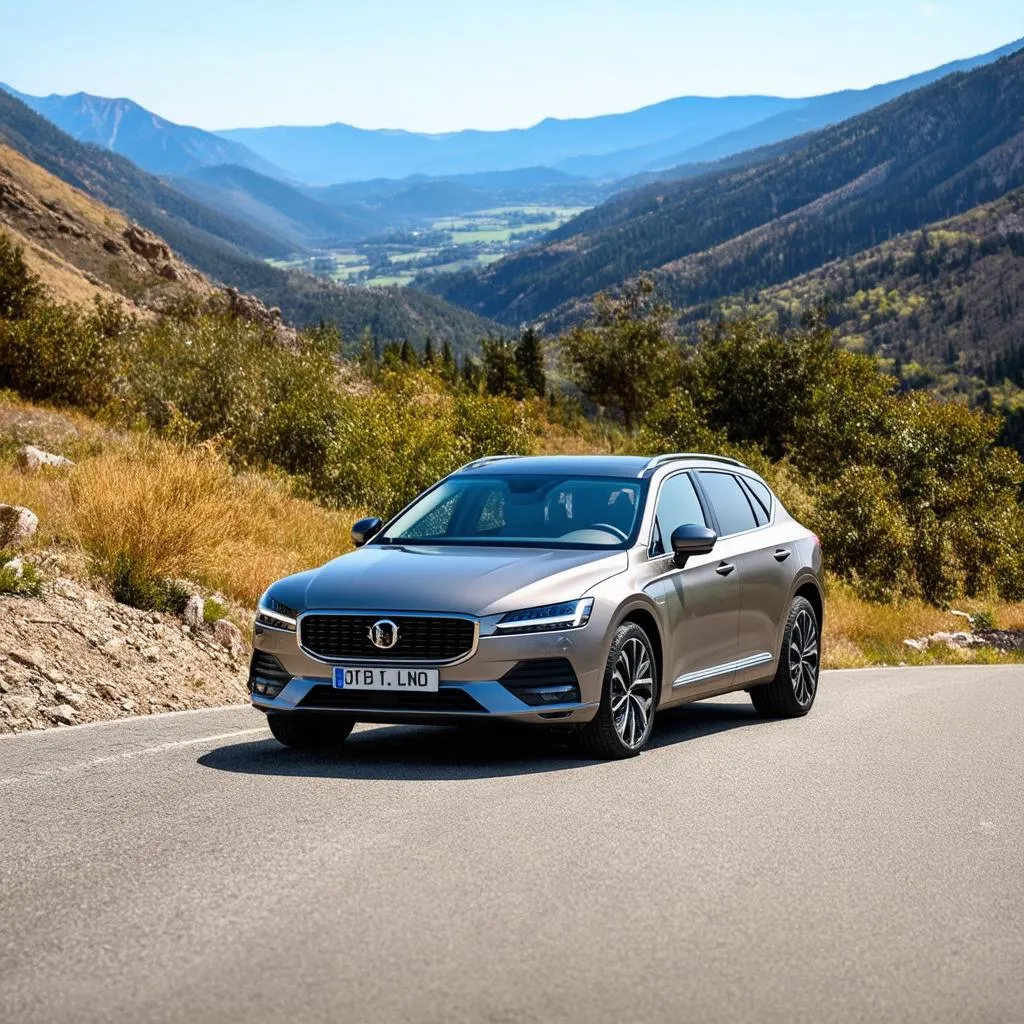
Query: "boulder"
18 445 75 471
0 505 38 549
213 619 247 661
183 594 205 629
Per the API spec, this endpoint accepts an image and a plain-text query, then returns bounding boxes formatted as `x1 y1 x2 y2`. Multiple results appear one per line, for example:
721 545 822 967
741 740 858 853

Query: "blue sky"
2 1 1022 132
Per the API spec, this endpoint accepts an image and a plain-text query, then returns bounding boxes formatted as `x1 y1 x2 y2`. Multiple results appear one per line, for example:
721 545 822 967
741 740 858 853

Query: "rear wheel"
574 623 657 759
266 713 354 750
749 596 820 718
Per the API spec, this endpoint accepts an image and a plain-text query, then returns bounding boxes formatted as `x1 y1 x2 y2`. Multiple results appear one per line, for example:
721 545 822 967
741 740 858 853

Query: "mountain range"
5 36 1020 186
427 43 1024 341
0 89 501 350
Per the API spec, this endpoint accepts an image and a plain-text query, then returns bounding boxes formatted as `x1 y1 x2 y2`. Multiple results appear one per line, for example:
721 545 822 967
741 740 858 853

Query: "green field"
275 204 589 289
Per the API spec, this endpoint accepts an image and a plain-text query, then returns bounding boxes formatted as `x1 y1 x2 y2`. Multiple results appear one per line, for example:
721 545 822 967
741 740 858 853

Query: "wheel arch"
613 602 665 705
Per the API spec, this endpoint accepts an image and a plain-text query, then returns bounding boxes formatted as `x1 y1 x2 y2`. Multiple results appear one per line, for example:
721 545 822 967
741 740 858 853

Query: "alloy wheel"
789 608 819 707
610 637 655 748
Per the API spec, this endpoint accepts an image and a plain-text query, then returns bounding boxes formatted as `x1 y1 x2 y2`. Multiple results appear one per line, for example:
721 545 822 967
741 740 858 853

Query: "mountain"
0 91 502 350
686 187 1024 381
425 45 1024 328
307 167 608 226
170 164 382 248
0 84 287 179
217 96 799 184
215 38 1020 184
559 36 1024 178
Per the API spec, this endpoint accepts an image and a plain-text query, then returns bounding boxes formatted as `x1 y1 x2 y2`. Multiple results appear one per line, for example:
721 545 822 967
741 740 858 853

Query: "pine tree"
514 327 546 397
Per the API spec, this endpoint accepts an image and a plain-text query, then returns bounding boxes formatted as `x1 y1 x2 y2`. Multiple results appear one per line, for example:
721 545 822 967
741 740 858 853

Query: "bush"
0 553 43 597
0 298 137 411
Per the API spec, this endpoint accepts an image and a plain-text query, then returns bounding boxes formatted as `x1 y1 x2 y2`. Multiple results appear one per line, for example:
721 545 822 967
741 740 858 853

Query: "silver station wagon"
250 454 824 759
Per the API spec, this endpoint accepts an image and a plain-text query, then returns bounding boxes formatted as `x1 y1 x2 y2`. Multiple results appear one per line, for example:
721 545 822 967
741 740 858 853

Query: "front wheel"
749 596 820 718
266 713 354 750
573 622 658 759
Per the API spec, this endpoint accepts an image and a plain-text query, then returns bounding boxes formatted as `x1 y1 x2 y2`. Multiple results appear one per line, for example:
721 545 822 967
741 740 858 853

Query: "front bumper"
250 619 607 725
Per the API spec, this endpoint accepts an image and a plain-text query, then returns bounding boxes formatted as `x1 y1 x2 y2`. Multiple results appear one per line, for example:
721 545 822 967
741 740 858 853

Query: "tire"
749 596 820 718
573 622 658 759
266 712 355 750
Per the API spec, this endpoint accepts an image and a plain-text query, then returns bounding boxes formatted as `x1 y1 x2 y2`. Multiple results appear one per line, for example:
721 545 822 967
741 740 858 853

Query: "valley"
269 203 589 288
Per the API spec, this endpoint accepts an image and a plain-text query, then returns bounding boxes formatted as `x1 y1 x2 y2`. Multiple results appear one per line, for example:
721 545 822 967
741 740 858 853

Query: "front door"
641 472 740 703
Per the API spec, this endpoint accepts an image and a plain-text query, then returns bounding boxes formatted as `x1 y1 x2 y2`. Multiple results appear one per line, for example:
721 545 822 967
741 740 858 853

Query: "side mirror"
351 516 383 547
670 523 717 567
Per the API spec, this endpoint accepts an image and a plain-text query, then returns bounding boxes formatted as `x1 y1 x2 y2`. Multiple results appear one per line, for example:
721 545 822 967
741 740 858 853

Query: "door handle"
773 548 791 562
715 562 735 577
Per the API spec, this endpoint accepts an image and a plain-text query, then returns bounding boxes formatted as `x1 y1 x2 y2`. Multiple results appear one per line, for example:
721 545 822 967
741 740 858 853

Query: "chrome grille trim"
296 610 480 666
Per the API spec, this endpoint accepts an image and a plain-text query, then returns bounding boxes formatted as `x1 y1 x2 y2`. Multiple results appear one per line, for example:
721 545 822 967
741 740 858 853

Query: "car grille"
298 685 484 713
299 614 476 662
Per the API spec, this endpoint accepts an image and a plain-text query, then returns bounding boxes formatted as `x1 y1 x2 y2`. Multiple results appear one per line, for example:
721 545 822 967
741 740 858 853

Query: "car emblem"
368 619 399 650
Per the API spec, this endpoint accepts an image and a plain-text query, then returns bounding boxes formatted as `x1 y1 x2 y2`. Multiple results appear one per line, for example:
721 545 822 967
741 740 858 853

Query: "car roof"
454 454 751 479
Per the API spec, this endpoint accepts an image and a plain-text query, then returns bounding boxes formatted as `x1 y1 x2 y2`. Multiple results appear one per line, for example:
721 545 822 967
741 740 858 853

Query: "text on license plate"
333 666 439 692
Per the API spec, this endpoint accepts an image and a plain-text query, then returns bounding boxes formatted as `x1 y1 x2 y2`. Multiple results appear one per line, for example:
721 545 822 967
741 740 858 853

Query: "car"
249 453 824 759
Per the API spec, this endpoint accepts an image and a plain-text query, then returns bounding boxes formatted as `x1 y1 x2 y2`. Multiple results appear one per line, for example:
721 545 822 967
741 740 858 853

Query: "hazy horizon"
1 0 1022 134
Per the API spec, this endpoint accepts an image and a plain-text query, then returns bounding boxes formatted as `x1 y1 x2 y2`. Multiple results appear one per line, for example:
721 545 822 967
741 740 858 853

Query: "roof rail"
643 452 747 470
456 454 522 472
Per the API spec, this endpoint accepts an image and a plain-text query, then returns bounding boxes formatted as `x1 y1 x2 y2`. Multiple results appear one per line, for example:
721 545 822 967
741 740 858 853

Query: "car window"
652 473 706 554
381 474 645 548
743 477 773 521
739 478 768 527
698 472 758 536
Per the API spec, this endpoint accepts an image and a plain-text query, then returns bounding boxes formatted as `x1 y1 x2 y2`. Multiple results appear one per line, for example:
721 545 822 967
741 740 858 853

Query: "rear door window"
698 472 758 536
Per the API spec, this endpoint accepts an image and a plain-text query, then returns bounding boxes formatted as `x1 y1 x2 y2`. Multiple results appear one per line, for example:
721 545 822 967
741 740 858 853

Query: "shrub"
0 298 136 411
0 553 43 597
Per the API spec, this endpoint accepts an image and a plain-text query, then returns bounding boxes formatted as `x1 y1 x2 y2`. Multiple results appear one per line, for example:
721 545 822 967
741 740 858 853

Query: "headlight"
256 595 298 632
495 598 593 635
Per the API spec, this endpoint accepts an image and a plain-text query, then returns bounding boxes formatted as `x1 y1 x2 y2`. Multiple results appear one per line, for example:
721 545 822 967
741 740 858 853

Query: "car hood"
275 544 628 617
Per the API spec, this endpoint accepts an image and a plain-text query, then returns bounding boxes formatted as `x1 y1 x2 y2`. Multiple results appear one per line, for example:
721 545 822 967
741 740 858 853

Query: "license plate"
332 666 440 692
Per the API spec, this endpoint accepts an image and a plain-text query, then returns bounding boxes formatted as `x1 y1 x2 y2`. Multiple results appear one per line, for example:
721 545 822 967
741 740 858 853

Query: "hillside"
689 188 1024 383
0 87 293 262
0 93 501 349
171 164 383 247
0 84 286 179
426 45 1024 327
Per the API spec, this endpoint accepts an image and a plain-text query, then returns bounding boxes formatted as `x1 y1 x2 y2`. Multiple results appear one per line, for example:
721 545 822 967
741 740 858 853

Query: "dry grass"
0 426 357 608
823 579 1024 668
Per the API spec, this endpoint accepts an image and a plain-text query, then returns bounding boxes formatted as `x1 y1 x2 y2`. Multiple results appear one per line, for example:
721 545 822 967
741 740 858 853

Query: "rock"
17 445 75 471
120 698 136 712
183 595 205 629
212 619 246 660
7 693 39 716
903 638 927 651
0 505 38 550
3 556 25 577
54 686 86 709
97 682 120 701
101 637 124 653
9 649 46 671
42 668 65 685
123 224 172 262
46 704 77 725
142 647 160 663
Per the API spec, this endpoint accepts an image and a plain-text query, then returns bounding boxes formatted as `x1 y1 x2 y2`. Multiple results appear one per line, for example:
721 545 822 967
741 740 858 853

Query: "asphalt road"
1 665 1022 1024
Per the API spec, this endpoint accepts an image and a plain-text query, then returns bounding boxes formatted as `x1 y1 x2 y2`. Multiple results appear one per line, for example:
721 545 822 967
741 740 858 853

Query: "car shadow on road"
197 700 766 781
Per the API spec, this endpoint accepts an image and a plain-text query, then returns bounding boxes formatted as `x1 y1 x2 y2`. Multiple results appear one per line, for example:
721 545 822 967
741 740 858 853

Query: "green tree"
0 233 42 321
560 277 679 431
481 337 521 397
514 327 546 397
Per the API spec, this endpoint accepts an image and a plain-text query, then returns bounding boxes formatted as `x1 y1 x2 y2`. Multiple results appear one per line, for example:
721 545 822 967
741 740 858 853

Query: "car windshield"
378 474 646 548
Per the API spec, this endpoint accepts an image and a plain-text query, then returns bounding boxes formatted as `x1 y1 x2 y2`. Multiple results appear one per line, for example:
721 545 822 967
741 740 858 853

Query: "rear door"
696 471 784 685
642 471 740 700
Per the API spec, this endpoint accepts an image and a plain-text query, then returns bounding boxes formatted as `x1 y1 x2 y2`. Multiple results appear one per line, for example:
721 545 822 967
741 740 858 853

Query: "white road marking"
0 727 268 787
